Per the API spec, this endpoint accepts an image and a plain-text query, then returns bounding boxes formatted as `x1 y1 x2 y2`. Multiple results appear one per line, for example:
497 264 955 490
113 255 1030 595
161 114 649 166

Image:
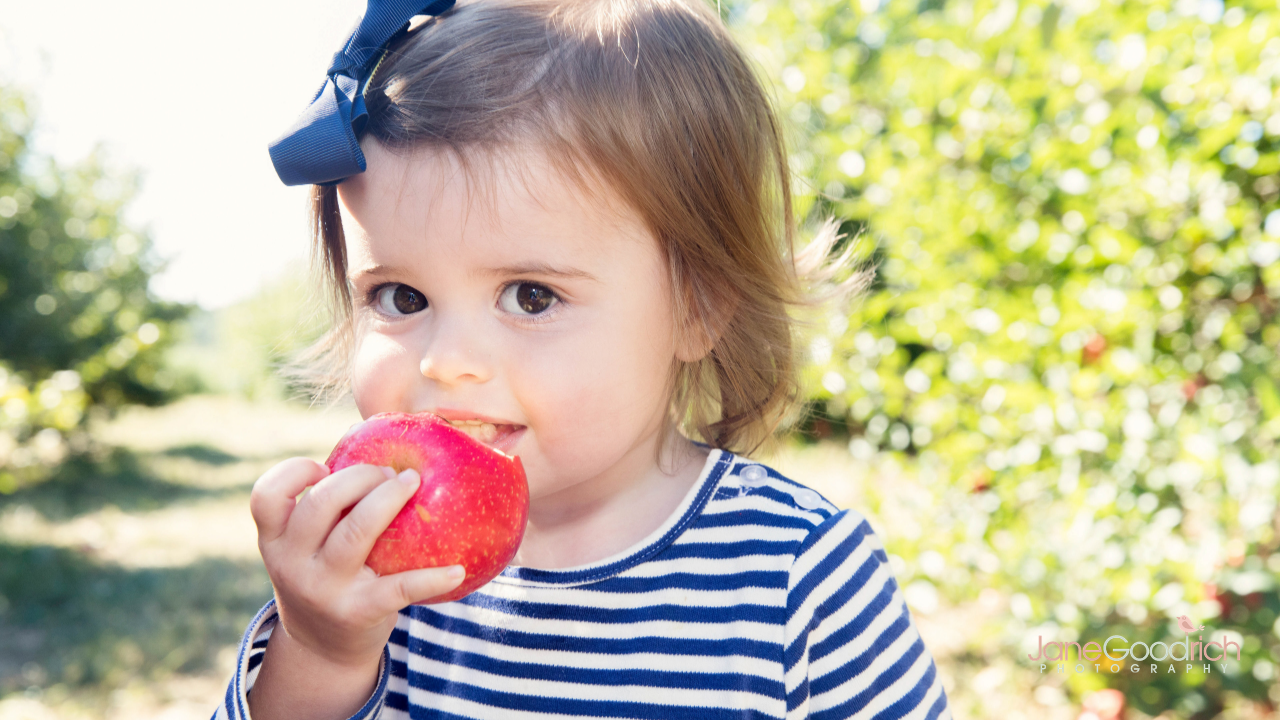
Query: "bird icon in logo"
1177 615 1204 635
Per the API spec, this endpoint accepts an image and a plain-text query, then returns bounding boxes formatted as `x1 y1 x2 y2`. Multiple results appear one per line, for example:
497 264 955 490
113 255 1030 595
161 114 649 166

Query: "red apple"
325 412 529 603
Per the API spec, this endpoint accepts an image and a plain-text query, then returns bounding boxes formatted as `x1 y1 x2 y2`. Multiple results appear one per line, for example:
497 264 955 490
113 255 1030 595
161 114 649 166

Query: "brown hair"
298 0 867 458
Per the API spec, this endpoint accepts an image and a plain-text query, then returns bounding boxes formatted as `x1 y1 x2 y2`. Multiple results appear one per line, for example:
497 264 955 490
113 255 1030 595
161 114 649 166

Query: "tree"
0 87 188 491
733 0 1280 714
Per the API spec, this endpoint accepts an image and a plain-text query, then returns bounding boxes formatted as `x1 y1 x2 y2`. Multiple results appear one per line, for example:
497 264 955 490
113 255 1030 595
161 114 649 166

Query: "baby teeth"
452 422 499 443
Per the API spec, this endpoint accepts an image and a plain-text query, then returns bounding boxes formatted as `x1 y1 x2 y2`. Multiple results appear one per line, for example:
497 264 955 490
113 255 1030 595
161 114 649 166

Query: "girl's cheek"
524 329 655 424
350 331 409 414
505 334 598 424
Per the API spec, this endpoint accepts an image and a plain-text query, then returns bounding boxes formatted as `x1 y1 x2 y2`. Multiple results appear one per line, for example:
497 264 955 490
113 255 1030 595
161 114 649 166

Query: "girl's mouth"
445 419 526 454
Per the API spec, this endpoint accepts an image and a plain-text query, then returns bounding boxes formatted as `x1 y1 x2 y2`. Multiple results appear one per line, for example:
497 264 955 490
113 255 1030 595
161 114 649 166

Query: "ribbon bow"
268 0 456 186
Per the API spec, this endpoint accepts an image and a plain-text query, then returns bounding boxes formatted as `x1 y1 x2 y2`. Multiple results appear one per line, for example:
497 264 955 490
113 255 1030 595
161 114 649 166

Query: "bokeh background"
2 0 1279 718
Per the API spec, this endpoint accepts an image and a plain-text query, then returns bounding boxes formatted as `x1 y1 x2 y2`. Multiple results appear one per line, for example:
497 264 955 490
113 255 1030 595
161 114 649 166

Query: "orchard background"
2 0 1280 718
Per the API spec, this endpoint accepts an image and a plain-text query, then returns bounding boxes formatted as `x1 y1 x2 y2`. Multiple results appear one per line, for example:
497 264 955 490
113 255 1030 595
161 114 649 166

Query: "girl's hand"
248 457 465 680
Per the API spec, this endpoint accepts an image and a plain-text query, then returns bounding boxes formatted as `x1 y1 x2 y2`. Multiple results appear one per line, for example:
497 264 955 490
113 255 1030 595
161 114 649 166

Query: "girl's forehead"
338 141 655 270
344 142 629 225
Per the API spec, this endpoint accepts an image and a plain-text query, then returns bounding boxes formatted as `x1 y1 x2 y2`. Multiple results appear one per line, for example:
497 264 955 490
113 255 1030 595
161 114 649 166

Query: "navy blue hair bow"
268 0 456 186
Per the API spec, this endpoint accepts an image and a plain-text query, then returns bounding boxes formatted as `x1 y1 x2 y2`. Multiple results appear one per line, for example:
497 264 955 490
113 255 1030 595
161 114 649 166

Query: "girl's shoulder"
706 450 860 520
695 450 883 559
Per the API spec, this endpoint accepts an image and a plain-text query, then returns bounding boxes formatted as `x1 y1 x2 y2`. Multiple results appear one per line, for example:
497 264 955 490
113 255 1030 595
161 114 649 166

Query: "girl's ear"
675 290 739 364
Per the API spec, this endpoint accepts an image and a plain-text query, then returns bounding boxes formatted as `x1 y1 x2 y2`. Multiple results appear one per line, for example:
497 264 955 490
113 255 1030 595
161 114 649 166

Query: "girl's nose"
417 315 493 386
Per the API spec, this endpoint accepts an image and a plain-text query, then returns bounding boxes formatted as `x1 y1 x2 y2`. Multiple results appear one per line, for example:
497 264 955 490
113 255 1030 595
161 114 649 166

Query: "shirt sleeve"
782 509 952 720
211 599 392 720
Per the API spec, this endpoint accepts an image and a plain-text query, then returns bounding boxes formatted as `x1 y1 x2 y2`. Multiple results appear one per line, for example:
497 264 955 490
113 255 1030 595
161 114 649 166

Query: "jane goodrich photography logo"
1028 614 1244 676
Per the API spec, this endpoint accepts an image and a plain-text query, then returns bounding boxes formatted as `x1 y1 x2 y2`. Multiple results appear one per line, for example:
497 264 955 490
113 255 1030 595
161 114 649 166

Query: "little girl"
217 1 951 718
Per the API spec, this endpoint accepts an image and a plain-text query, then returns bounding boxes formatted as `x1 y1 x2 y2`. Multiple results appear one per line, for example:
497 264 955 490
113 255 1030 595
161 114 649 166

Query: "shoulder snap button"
794 489 823 510
739 464 768 486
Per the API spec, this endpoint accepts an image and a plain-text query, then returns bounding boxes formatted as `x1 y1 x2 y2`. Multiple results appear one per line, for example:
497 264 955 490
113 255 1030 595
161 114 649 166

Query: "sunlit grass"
0 395 359 719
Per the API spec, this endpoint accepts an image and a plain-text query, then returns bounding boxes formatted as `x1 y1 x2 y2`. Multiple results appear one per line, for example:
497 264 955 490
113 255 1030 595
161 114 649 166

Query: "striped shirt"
215 448 951 719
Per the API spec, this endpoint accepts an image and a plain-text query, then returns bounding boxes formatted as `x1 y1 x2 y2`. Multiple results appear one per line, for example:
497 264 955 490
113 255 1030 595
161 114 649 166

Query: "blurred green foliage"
733 0 1280 715
0 89 188 492
165 265 329 401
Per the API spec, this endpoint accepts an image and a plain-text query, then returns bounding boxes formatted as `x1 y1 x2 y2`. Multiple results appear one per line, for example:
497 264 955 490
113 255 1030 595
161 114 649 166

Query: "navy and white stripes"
214 449 951 719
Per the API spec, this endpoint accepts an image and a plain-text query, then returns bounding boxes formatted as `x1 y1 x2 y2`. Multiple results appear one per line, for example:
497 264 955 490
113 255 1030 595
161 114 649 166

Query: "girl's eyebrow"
477 262 599 282
348 264 397 282
348 262 599 283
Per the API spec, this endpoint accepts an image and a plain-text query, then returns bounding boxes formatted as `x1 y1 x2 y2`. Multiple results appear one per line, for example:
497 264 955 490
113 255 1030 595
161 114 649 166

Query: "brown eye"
499 282 558 316
375 284 427 315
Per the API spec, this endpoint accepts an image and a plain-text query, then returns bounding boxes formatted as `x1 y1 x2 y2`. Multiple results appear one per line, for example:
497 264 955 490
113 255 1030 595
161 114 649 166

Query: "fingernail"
447 565 465 580
397 468 420 485
381 466 396 479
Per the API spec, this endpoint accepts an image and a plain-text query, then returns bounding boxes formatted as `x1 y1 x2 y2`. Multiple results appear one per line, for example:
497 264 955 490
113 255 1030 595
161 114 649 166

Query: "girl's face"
337 141 698 510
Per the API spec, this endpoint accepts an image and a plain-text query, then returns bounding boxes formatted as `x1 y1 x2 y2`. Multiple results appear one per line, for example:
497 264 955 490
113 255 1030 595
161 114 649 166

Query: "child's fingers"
320 469 421 571
368 565 466 612
286 464 398 551
250 458 331 544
